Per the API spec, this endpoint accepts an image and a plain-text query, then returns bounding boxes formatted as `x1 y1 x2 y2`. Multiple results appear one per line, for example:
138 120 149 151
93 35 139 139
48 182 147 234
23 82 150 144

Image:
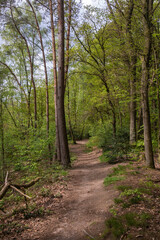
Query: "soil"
15 140 118 240
1 141 160 240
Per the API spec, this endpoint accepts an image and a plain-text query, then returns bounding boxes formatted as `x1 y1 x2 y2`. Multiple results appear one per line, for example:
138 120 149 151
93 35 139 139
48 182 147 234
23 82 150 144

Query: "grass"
104 176 125 186
103 165 130 186
104 212 151 239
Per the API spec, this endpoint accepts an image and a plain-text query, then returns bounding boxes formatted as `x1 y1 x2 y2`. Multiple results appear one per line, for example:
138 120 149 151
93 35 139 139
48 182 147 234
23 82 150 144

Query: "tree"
49 0 61 162
27 0 51 160
140 0 155 168
57 0 70 167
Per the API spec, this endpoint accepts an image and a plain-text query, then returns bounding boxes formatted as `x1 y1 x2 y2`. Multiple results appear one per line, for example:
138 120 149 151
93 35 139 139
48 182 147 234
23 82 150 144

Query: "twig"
83 229 95 240
5 172 9 184
10 185 32 199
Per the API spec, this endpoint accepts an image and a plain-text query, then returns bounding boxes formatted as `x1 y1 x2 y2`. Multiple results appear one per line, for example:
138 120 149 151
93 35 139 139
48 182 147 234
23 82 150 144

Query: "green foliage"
104 165 130 186
0 221 28 235
120 189 144 205
104 212 151 239
104 176 125 186
117 185 133 192
89 125 131 164
23 205 45 219
40 187 50 197
110 165 129 176
105 216 125 238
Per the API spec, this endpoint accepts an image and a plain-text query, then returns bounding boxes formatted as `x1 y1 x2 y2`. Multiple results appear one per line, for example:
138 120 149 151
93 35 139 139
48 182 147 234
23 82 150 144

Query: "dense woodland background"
0 0 160 181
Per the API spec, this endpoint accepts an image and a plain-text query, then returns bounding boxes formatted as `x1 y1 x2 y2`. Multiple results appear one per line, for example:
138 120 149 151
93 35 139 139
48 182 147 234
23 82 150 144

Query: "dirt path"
21 140 118 240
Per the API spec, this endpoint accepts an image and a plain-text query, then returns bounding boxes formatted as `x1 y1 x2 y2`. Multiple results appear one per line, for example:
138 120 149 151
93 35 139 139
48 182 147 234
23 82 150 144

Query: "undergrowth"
103 165 130 186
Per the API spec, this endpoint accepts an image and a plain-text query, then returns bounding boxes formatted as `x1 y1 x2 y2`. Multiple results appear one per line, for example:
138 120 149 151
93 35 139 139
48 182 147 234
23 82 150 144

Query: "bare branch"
10 185 32 199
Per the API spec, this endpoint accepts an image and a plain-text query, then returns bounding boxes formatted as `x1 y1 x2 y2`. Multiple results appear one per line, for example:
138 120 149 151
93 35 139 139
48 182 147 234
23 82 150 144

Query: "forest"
0 0 160 239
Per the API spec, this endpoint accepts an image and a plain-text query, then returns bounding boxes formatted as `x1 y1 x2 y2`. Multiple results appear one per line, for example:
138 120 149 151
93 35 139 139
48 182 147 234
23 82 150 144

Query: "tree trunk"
141 0 155 168
129 57 137 144
49 0 61 162
10 6 37 129
67 81 76 144
27 0 51 160
57 0 70 167
64 0 71 89
0 98 5 180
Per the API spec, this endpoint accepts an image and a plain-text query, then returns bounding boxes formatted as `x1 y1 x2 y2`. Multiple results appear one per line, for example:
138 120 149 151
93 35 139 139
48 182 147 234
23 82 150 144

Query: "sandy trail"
22 140 118 240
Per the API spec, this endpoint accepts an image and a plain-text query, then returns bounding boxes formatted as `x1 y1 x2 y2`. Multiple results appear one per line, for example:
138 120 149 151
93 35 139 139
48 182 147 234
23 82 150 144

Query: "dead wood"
0 173 40 200
10 185 32 199
13 177 41 189
0 183 10 200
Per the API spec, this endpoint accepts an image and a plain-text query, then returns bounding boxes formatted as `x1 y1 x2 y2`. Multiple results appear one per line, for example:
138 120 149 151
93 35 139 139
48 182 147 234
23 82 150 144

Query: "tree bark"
64 0 71 89
0 97 5 180
129 57 137 144
141 0 155 168
57 0 70 167
27 0 51 160
49 0 61 162
67 81 76 144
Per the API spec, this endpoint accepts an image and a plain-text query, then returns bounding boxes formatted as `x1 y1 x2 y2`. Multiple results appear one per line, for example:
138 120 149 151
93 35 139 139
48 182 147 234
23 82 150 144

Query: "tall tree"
10 3 38 129
141 0 155 168
57 0 70 167
27 0 51 160
49 0 61 162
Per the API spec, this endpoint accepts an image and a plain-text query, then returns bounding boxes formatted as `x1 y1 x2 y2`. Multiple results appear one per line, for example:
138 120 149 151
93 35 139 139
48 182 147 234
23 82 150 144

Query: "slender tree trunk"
137 107 143 139
10 6 37 129
49 0 61 162
129 57 137 144
141 0 155 168
64 0 71 89
67 81 76 144
27 0 52 160
57 0 70 167
0 98 5 180
21 49 32 128
65 0 75 143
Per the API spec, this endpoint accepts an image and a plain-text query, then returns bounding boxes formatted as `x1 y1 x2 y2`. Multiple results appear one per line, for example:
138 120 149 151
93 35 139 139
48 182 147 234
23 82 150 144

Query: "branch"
153 2 160 14
13 177 41 189
10 185 32 199
0 61 28 103
0 177 40 200
0 183 10 200
5 171 9 184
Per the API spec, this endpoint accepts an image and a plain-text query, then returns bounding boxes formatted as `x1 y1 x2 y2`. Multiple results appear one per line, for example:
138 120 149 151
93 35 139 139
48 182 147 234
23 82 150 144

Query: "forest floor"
18 140 118 240
1 140 160 240
0 140 119 240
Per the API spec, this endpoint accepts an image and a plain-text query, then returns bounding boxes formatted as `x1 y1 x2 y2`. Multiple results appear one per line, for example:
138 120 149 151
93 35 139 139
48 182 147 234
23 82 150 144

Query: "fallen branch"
10 185 32 199
0 183 10 200
13 177 41 189
151 179 160 183
0 173 41 200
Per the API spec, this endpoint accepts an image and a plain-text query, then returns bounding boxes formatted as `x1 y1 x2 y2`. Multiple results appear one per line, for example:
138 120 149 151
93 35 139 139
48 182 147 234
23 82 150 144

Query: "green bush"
89 124 131 163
